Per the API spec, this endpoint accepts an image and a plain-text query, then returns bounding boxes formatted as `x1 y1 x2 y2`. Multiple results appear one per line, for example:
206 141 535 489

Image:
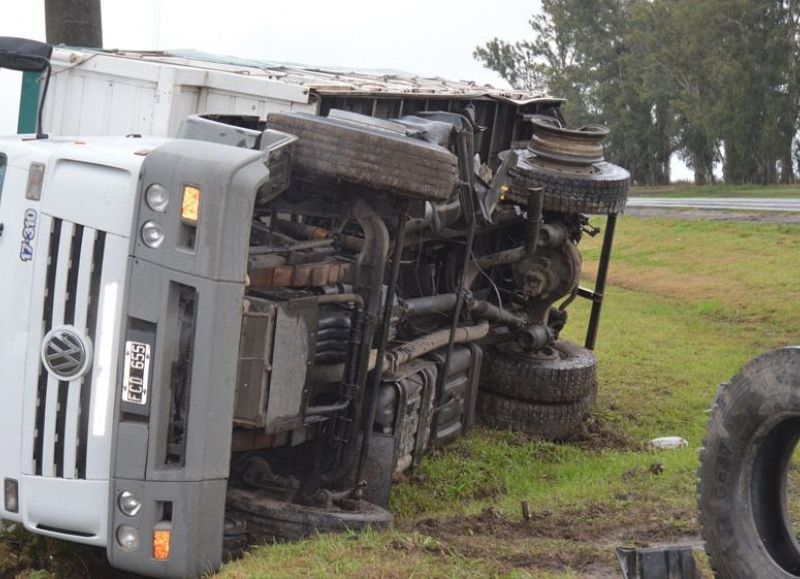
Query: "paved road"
627 197 800 212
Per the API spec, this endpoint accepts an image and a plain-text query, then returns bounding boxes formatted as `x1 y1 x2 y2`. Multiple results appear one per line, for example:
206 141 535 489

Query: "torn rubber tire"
227 489 393 542
477 389 595 441
481 340 597 403
698 346 800 579
267 112 457 202
511 153 629 215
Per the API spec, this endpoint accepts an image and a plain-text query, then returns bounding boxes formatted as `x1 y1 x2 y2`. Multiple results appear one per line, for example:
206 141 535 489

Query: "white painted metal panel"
41 45 558 139
84 233 127 481
21 476 108 546
169 86 201 136
0 162 41 491
44 73 158 137
42 160 136 238
21 214 53 477
43 49 324 138
202 90 307 118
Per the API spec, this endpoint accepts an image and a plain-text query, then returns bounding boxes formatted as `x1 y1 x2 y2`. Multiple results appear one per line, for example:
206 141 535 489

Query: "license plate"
122 341 151 405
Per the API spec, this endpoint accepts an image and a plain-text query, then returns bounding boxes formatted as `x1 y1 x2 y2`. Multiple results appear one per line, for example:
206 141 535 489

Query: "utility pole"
44 0 103 47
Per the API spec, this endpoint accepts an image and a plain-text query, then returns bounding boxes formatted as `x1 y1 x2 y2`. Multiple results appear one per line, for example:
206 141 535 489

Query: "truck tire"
227 489 393 542
476 389 595 441
698 346 800 579
267 112 457 202
480 340 597 403
511 156 629 215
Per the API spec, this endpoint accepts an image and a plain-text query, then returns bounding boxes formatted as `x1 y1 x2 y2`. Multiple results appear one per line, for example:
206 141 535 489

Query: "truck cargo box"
20 47 563 164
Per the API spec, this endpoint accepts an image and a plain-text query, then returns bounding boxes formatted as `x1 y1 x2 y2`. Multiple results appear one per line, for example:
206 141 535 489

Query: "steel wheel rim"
527 115 609 165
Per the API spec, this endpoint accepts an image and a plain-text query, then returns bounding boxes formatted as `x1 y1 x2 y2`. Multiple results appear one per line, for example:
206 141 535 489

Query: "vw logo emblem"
41 326 93 381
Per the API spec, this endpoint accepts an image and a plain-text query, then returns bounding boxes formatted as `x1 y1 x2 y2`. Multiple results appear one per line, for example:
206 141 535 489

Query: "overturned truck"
0 38 629 577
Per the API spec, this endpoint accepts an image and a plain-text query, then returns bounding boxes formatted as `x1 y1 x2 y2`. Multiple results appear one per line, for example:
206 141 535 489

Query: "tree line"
474 0 800 185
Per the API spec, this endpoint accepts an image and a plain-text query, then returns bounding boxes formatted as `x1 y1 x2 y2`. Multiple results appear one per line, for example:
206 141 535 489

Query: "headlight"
116 525 140 551
145 184 169 213
141 221 165 248
118 491 142 517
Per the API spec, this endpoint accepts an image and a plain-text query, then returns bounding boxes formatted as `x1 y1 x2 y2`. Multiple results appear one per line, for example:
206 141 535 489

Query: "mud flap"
359 432 396 508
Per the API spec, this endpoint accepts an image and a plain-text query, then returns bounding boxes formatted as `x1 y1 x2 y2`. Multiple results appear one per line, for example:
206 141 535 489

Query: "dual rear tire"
477 340 597 440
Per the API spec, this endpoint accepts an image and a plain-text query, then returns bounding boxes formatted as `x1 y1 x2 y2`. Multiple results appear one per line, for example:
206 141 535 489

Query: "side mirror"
0 37 53 72
0 37 54 138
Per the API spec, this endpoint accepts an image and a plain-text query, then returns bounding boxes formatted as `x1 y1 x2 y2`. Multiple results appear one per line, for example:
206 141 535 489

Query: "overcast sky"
0 1 692 180
0 0 540 134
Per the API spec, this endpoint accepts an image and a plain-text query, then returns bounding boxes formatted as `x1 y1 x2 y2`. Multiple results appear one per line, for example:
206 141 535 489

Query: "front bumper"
107 258 245 577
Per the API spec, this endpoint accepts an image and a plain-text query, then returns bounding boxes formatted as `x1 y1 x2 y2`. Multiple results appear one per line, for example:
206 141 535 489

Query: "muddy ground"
1 418 703 578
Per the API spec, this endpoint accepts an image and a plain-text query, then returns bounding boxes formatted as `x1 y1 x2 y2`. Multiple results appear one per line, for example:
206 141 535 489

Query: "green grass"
632 182 800 198
6 216 797 577
582 217 800 341
220 217 795 577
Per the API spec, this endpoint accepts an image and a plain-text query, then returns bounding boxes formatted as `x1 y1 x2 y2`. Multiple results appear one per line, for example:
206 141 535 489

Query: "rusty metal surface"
234 300 277 429
515 241 582 325
527 115 609 165
272 219 365 251
231 429 282 452
248 260 351 289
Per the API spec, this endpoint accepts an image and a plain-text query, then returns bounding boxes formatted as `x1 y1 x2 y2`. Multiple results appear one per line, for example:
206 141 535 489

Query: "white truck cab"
0 125 287 577
0 134 166 541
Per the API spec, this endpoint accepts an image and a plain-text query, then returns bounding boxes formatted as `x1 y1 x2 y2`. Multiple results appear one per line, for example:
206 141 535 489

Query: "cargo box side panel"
43 72 158 138
168 86 202 137
200 90 317 123
43 51 318 139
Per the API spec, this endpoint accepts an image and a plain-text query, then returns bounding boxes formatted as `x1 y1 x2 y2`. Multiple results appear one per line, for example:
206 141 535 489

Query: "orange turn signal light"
153 527 171 561
181 185 201 223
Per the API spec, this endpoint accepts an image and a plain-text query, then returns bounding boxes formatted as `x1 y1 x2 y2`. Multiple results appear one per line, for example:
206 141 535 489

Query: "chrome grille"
33 218 106 479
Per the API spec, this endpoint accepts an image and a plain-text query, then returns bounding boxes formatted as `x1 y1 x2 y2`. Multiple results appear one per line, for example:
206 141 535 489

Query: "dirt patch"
410 512 615 574
499 415 642 454
503 549 606 575
572 415 644 452
409 501 699 575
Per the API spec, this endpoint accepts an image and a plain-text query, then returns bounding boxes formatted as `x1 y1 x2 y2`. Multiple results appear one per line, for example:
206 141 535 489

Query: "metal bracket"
577 213 618 350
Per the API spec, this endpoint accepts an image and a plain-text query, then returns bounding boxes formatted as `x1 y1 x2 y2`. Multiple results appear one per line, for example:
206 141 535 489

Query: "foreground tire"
267 112 457 202
481 340 597 403
477 389 595 441
698 346 800 579
227 489 393 541
511 154 629 215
